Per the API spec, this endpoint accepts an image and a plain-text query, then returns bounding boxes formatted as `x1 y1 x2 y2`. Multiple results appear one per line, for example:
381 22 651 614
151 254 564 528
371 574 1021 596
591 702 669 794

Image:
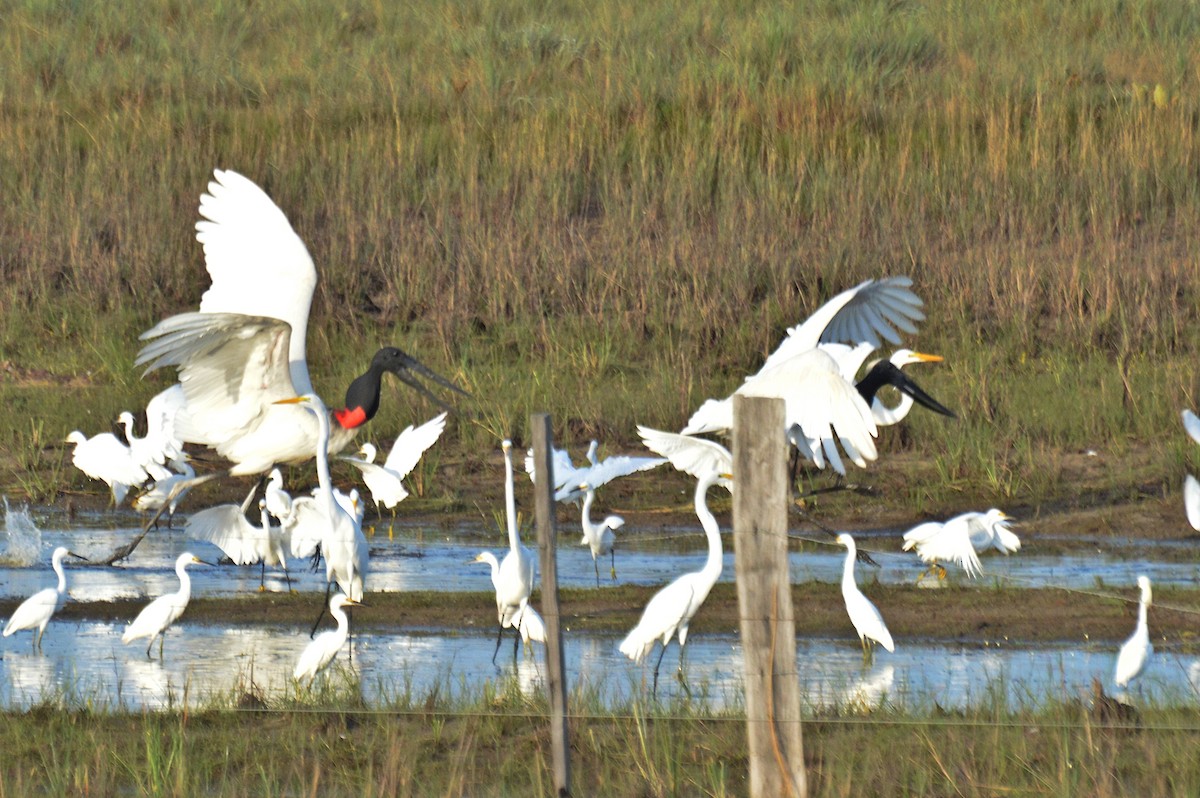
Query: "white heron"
473 440 535 662
579 486 624 586
264 468 294 525
274 394 368 639
122 552 208 659
294 593 362 684
636 426 733 490
133 457 196 528
901 508 1019 579
619 468 729 694
338 412 448 511
1114 575 1153 689
525 440 666 502
3 546 86 651
514 598 546 649
186 499 291 591
835 534 894 662
682 277 954 475
1181 410 1200 530
64 429 148 506
122 170 466 541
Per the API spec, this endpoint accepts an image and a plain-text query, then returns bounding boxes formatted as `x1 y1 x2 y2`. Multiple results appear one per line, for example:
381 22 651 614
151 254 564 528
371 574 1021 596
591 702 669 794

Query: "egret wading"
901 508 1019 580
836 534 894 663
3 546 87 652
1115 575 1153 690
102 169 467 563
474 440 536 664
122 552 209 660
294 593 363 685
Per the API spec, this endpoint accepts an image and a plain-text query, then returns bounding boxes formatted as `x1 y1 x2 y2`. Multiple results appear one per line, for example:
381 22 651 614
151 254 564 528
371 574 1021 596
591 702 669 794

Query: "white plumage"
1114 575 1153 688
901 508 1019 578
65 429 148 505
3 547 80 651
294 593 361 684
682 277 926 475
836 534 894 659
619 468 728 692
579 487 624 586
636 426 733 491
122 552 205 659
339 412 448 510
525 440 666 502
185 499 290 590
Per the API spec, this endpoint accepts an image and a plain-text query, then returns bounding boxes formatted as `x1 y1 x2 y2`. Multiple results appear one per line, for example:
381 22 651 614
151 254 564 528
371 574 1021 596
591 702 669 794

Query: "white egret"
294 593 362 684
901 508 1019 579
264 468 294 525
514 598 546 649
186 499 291 591
64 429 148 506
619 468 729 694
133 457 196 528
275 394 368 641
579 487 624 586
122 552 208 660
835 534 894 662
119 170 466 548
1185 475 1200 531
682 277 955 475
525 440 666 502
473 440 535 662
3 546 86 651
1114 575 1153 689
338 412 447 510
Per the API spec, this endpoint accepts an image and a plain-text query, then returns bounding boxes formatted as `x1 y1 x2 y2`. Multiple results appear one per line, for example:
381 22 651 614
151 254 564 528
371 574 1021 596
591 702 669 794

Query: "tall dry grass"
2 0 1199 504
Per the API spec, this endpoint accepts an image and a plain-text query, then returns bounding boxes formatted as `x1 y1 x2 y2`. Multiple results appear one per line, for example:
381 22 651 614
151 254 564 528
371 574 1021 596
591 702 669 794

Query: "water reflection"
0 621 1195 712
0 521 1198 602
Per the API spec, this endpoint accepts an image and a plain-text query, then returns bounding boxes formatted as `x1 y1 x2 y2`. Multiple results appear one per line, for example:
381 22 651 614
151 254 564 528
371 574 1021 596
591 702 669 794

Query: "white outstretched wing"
186 504 263 565
382 413 448 479
1182 409 1200 446
761 277 924 372
136 312 299 454
636 427 732 491
553 455 667 501
195 169 318 394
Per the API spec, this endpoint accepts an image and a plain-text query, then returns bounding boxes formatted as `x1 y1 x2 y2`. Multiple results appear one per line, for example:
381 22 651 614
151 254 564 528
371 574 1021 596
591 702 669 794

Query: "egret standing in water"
1115 575 1153 690
122 552 208 660
473 440 535 663
3 546 86 652
579 485 624 586
294 593 362 685
619 468 730 695
835 534 894 663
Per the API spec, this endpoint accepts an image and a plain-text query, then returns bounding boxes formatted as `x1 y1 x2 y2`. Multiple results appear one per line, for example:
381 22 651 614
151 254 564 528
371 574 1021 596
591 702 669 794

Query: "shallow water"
1 519 1198 601
1 620 1194 712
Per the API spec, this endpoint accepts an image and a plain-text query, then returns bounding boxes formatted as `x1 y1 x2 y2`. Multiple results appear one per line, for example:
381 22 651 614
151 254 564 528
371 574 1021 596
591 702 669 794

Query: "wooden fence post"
732 395 806 797
530 414 571 796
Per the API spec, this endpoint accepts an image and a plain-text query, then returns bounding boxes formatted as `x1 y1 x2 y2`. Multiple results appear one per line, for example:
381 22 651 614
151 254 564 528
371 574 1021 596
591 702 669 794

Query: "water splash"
2 497 43 567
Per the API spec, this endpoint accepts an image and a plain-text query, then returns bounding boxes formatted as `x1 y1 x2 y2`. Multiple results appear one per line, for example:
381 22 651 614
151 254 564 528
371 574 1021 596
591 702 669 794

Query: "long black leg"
491 623 504 665
310 580 333 638
651 643 669 697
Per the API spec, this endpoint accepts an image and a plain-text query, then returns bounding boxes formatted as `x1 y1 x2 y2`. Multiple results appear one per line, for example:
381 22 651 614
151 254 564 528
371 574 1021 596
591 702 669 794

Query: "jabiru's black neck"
335 363 386 431
856 361 956 418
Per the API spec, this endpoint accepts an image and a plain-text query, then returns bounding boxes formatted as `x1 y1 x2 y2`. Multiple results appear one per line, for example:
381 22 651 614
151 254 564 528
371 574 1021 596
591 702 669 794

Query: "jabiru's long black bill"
350 347 471 417
857 361 956 419
391 353 471 412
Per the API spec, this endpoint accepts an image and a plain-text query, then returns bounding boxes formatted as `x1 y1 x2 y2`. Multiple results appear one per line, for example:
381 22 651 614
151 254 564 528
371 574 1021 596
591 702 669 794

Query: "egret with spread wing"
339 412 448 511
524 440 665 502
901 508 1019 579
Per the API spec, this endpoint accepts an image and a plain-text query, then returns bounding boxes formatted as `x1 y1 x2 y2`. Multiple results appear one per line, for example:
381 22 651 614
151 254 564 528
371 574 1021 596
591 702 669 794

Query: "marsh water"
2 507 1198 711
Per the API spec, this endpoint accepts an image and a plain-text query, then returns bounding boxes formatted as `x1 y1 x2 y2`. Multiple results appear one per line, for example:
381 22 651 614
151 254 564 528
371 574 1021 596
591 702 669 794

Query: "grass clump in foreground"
0 674 1198 796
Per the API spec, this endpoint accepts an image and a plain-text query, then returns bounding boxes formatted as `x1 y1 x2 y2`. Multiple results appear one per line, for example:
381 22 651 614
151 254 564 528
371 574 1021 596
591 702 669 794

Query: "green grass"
3 0 1200 512
0 674 1199 796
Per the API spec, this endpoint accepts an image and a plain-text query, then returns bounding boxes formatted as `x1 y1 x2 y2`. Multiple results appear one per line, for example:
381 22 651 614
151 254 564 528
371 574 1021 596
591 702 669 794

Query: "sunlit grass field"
4 0 1200 509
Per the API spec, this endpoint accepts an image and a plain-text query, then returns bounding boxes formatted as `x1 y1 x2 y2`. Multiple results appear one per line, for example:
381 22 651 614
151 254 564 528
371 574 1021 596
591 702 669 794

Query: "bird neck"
871 393 913 426
840 546 858 592
311 408 337 513
1137 594 1149 629
53 555 67 594
331 604 351 634
855 361 896 403
696 475 723 580
338 366 385 430
503 448 520 552
176 562 192 599
580 489 596 532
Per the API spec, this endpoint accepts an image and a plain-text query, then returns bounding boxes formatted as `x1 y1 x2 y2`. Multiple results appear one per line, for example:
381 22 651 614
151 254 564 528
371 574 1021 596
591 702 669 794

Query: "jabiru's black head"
336 347 469 430
856 361 956 418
